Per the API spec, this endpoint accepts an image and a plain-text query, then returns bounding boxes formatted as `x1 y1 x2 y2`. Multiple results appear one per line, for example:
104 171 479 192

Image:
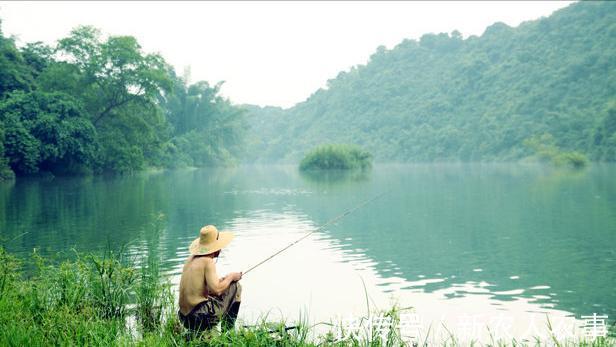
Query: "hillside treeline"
244 1 616 163
0 24 246 179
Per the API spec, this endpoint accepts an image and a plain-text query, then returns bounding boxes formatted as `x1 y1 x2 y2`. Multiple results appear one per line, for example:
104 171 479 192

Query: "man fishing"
176 192 384 334
178 225 243 332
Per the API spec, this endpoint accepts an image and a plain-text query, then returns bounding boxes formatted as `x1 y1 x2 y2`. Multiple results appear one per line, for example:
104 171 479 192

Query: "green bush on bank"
299 144 373 171
524 133 589 169
551 151 589 169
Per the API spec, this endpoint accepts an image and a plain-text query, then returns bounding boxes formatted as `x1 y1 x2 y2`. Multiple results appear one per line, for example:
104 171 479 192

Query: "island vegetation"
299 144 372 171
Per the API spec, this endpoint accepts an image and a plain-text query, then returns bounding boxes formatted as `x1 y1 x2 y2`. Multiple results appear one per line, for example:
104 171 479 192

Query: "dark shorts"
179 282 242 332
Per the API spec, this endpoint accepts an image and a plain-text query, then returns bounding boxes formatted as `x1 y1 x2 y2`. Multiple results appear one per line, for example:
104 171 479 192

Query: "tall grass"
90 248 137 319
135 213 173 333
0 245 614 346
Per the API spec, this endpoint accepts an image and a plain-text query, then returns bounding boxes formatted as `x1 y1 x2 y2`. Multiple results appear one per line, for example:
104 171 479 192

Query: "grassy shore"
0 246 614 346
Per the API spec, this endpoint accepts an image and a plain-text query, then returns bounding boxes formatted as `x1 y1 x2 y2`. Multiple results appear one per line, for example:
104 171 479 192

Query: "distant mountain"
242 1 616 163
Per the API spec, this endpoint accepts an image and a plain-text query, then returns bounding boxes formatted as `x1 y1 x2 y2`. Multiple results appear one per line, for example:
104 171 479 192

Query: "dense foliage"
299 144 372 170
0 91 98 174
244 1 616 163
161 78 246 168
0 24 245 178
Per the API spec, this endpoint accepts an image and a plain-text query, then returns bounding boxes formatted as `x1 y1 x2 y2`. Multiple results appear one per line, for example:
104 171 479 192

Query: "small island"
299 144 373 171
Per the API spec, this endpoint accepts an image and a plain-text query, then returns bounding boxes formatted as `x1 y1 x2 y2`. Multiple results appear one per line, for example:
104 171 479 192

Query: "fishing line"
242 189 390 276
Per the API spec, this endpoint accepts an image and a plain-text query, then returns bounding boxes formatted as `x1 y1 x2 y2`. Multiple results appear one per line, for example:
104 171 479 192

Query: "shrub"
553 151 589 168
523 133 589 169
299 144 372 171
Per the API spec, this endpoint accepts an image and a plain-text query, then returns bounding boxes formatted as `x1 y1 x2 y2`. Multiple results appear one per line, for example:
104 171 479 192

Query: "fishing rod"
242 190 390 276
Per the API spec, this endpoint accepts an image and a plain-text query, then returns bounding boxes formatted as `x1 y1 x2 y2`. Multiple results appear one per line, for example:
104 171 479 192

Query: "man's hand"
230 272 242 282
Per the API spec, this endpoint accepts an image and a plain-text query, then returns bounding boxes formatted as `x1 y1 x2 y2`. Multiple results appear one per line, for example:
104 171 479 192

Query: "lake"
1 164 614 342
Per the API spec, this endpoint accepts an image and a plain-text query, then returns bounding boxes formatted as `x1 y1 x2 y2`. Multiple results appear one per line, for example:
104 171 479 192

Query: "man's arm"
204 258 241 296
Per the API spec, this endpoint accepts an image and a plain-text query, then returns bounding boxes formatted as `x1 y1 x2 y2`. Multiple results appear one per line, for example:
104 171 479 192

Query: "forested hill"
243 1 616 163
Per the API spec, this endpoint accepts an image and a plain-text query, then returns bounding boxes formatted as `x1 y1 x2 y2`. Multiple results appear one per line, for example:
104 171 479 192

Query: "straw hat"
189 225 234 256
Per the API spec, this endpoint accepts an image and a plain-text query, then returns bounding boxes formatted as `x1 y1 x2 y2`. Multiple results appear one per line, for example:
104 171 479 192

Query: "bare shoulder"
184 255 210 270
201 256 215 268
190 255 214 268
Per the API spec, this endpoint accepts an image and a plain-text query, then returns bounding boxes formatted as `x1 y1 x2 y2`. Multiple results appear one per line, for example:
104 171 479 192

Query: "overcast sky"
0 1 573 108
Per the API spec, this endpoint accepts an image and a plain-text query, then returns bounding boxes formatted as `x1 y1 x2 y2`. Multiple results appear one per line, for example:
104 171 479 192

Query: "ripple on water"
223 188 313 196
493 289 525 296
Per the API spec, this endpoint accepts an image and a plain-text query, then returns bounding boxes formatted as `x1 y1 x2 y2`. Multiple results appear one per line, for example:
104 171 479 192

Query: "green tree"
0 21 34 98
0 91 98 174
44 26 174 172
96 101 168 172
20 42 54 79
0 121 15 179
161 73 246 167
55 26 172 126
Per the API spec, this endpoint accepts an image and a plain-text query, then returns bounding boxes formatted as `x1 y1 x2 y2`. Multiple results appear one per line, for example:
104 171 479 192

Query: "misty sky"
0 1 573 108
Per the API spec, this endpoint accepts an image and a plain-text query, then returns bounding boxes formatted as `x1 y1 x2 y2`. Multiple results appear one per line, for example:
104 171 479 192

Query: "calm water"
1 164 614 339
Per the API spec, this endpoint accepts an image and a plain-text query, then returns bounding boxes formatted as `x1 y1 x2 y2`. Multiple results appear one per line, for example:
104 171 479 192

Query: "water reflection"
165 210 580 341
299 168 371 185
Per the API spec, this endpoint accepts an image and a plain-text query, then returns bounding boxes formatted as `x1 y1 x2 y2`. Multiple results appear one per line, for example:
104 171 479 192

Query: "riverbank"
0 247 613 346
